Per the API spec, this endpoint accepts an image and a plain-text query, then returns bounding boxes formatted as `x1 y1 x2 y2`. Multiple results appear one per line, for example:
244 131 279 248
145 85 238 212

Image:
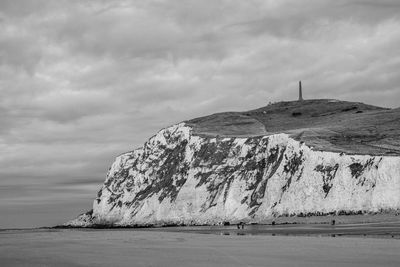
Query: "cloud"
1 0 400 228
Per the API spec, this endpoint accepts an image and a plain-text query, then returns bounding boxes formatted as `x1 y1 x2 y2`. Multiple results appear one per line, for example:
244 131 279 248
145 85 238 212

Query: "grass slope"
186 99 400 156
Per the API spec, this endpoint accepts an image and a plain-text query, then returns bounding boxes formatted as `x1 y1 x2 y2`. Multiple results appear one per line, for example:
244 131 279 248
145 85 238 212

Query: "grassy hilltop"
186 99 400 156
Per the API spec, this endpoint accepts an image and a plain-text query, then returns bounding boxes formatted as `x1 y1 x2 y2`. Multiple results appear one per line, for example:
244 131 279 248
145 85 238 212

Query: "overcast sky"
1 0 400 228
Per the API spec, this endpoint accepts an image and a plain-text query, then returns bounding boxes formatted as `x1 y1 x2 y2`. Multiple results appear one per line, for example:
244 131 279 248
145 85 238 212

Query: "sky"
1 0 400 228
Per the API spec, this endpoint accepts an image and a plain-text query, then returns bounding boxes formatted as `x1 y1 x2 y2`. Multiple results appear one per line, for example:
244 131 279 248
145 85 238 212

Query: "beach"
1 226 400 267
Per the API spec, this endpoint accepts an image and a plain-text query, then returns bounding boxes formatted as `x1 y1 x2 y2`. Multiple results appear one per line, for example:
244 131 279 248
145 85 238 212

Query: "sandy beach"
1 227 400 267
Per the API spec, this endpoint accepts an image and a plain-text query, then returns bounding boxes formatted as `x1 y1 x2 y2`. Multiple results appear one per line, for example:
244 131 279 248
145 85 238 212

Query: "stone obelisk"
298 81 303 101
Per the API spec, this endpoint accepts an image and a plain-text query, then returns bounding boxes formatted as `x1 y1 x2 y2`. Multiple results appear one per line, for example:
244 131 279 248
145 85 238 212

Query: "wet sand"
144 221 400 238
1 227 400 267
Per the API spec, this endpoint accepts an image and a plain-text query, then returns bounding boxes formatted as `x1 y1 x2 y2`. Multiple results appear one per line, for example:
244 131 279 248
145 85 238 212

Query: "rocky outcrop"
67 123 400 226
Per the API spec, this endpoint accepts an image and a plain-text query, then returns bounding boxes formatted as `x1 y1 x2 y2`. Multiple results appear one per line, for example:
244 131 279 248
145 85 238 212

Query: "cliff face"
68 123 400 226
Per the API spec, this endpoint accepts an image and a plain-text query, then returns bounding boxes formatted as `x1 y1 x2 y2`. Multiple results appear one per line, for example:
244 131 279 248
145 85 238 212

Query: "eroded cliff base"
63 209 400 229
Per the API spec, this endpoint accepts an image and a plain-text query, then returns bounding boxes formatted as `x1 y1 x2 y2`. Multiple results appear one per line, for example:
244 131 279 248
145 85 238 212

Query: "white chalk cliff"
67 118 400 227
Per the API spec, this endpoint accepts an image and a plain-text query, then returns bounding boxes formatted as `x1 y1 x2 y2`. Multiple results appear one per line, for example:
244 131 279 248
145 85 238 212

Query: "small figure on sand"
237 222 245 229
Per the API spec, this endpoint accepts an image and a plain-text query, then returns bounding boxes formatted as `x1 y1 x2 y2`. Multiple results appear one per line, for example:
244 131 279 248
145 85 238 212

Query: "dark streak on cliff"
282 151 305 193
315 164 339 197
247 144 286 216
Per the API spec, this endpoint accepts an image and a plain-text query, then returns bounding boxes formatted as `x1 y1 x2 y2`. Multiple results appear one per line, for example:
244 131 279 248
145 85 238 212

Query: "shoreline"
2 213 399 239
2 221 400 240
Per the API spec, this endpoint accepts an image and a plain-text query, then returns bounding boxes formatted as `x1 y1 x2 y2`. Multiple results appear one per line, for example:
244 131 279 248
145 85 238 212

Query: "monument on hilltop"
298 81 304 101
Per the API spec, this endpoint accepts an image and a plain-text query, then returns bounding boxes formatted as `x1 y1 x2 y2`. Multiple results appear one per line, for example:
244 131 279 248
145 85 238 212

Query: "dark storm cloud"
1 0 400 228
